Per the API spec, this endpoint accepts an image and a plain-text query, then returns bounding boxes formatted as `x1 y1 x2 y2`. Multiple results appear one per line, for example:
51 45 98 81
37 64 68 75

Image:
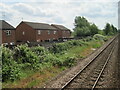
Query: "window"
38 30 41 35
22 31 25 35
48 30 50 34
54 31 57 34
6 30 11 35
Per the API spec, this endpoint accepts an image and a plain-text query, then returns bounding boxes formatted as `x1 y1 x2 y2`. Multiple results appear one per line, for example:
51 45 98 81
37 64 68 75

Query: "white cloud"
0 1 118 30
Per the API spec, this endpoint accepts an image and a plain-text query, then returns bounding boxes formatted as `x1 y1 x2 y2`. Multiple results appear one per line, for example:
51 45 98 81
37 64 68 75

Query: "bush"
2 46 21 82
31 46 47 56
2 39 90 82
2 64 21 82
49 40 87 54
63 56 76 67
14 44 40 69
93 34 108 41
49 43 69 53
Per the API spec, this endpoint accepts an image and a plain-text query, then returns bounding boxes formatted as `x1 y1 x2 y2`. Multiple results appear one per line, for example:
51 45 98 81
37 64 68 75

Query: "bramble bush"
93 34 108 41
49 40 88 53
14 44 40 69
31 46 47 56
55 56 76 67
2 39 93 82
2 46 21 82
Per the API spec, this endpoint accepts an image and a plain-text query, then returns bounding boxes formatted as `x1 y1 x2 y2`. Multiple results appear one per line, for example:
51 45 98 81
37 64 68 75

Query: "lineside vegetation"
2 35 109 83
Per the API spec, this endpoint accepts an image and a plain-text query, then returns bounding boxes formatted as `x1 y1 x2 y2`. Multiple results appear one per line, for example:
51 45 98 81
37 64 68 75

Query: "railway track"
61 35 118 89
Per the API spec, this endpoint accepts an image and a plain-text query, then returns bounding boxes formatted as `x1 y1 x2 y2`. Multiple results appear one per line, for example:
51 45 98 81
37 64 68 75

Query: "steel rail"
91 38 116 90
61 35 118 90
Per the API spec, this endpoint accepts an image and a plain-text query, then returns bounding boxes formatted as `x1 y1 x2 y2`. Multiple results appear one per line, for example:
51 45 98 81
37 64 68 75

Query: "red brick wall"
61 30 71 38
16 22 36 42
36 30 59 42
2 30 16 44
51 25 71 38
57 30 62 38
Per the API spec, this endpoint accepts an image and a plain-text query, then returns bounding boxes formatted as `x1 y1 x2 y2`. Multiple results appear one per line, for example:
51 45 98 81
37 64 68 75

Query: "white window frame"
6 30 11 35
38 30 41 35
54 31 57 34
22 31 25 35
48 30 50 34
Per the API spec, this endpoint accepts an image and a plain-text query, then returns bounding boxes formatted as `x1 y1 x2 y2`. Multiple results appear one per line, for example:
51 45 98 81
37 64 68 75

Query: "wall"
36 30 59 42
16 22 36 43
2 30 16 44
61 30 71 38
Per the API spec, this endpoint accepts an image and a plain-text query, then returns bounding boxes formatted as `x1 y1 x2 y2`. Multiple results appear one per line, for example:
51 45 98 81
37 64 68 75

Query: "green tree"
74 16 90 28
118 29 120 33
103 23 118 35
75 27 91 37
111 24 118 34
74 16 91 37
90 23 99 35
103 23 112 35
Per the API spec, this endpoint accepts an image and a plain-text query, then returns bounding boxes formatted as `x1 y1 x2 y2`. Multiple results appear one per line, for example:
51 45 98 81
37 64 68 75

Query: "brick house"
0 20 16 45
51 24 71 39
16 21 59 43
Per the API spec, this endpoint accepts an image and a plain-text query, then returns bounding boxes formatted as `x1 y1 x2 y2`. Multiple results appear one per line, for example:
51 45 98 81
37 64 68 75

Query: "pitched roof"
51 24 70 31
22 21 57 30
0 20 15 30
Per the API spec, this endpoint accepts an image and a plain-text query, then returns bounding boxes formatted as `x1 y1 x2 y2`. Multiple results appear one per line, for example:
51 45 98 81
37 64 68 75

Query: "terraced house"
16 21 60 43
0 20 16 45
51 24 71 39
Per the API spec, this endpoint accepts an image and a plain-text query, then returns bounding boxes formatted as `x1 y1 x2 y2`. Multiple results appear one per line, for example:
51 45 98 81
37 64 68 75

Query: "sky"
0 0 119 30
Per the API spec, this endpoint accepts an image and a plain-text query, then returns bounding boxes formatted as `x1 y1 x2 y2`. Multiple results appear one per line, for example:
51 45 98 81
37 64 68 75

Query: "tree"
74 16 90 29
111 24 118 34
103 23 118 35
90 23 99 35
118 29 120 33
75 27 91 37
103 23 112 35
74 16 91 37
74 16 100 37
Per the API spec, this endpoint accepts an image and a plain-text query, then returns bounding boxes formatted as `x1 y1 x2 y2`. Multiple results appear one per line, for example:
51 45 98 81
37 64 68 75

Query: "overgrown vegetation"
1 39 84 82
2 36 108 85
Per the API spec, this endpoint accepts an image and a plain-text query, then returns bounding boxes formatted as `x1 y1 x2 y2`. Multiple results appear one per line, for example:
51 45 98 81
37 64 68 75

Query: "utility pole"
2 12 5 20
22 17 23 21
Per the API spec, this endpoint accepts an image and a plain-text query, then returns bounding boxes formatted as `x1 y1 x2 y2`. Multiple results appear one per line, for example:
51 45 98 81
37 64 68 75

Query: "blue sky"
0 0 119 30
